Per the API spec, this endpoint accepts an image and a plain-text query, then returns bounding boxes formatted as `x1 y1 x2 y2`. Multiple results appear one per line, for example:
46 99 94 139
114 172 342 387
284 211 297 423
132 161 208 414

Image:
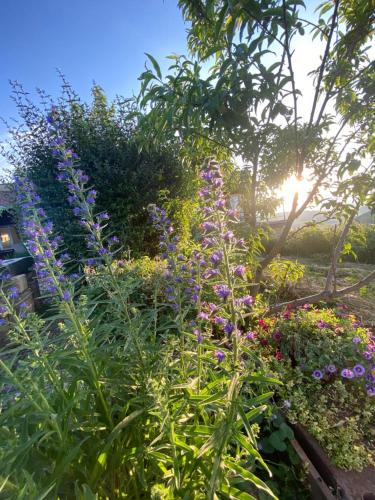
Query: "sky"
0 0 188 134
0 0 361 211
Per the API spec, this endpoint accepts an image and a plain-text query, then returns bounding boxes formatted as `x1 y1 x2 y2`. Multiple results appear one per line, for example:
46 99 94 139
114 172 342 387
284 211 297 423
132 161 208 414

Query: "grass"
292 256 375 325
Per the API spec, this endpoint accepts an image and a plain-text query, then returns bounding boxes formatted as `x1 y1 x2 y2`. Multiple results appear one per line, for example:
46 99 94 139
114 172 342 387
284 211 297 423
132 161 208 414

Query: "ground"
293 257 375 325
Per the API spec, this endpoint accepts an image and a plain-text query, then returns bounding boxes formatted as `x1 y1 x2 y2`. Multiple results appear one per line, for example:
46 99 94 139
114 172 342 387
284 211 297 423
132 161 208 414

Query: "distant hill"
356 211 375 224
273 208 374 228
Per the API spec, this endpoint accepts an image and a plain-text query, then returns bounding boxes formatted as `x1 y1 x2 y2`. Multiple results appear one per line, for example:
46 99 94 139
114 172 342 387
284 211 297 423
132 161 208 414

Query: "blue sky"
0 0 188 134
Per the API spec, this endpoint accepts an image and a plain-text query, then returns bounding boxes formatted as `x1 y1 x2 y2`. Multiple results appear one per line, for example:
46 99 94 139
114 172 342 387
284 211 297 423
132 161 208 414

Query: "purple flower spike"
62 290 71 302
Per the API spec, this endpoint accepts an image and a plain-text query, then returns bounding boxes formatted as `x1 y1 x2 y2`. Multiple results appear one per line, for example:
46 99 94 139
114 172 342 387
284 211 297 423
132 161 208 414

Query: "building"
0 184 27 258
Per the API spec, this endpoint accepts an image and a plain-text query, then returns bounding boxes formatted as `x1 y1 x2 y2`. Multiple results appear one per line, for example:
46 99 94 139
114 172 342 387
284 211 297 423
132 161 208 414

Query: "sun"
278 175 312 212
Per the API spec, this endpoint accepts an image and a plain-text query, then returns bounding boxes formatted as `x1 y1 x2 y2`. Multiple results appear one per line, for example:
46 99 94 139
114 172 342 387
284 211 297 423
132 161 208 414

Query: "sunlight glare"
279 175 312 212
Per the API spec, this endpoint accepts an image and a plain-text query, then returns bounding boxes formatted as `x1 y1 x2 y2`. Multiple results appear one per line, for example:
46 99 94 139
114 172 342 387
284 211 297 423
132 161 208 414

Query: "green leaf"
225 459 278 499
145 53 162 79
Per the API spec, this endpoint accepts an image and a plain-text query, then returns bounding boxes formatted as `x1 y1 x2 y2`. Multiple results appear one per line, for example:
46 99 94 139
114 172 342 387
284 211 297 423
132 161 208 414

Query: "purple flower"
97 212 109 221
234 265 246 278
352 337 361 344
317 320 329 329
246 331 257 340
117 260 125 268
194 329 204 343
202 269 220 280
366 385 375 396
0 318 6 326
221 230 234 241
0 305 7 314
214 350 225 363
62 290 71 302
207 303 217 313
213 316 226 325
312 369 324 380
363 351 373 361
8 287 19 300
198 188 210 198
215 199 226 209
202 237 215 249
202 222 217 233
98 247 109 255
240 295 254 307
326 364 337 374
198 312 209 321
273 330 282 342
213 284 231 300
353 364 366 377
224 322 235 335
210 251 223 266
341 368 355 379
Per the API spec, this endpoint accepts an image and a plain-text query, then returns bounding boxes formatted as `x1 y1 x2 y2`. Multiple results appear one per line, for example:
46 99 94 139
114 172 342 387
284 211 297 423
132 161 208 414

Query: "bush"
1 80 189 258
283 223 375 264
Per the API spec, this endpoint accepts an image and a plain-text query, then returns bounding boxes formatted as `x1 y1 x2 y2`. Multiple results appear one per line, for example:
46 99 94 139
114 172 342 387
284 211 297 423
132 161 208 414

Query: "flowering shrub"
252 305 375 470
0 126 284 498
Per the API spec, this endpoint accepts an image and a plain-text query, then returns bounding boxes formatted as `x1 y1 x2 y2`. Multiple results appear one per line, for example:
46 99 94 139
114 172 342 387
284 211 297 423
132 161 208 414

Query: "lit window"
0 229 12 249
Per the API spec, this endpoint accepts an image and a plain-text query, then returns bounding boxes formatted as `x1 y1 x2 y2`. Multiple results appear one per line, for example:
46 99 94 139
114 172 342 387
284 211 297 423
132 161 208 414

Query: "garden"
0 0 374 498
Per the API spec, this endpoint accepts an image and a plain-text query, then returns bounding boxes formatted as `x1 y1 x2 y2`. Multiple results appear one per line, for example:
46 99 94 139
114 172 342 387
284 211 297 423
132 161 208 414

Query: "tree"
137 0 375 308
1 77 188 257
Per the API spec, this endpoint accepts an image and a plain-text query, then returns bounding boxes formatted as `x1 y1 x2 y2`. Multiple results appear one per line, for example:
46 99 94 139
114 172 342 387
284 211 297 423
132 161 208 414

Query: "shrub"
2 80 189 258
283 223 375 264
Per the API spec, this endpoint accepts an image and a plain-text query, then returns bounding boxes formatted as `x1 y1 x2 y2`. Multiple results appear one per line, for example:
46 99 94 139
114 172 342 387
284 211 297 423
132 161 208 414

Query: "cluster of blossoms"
197 160 256 362
148 204 201 313
46 107 118 265
310 325 375 396
150 160 256 364
14 176 73 303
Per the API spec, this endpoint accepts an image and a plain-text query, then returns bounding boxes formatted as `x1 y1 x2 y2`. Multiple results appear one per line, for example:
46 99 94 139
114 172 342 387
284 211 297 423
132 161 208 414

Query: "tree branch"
324 210 357 293
267 269 375 314
308 0 340 128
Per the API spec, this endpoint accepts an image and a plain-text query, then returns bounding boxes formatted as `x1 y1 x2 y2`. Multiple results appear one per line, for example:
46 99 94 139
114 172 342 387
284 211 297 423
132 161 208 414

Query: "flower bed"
251 305 375 471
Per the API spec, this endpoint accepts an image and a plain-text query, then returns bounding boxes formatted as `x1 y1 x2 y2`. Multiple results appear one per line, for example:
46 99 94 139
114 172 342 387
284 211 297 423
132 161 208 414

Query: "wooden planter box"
290 424 375 500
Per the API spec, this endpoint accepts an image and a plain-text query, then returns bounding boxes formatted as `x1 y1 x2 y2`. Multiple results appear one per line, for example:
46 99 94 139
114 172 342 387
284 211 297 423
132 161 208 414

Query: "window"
0 228 13 250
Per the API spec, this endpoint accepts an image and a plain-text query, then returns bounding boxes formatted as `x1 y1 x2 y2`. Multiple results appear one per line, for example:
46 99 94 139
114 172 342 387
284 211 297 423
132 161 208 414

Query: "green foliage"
1 79 188 257
251 307 375 471
138 0 374 235
284 223 375 264
266 258 305 298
